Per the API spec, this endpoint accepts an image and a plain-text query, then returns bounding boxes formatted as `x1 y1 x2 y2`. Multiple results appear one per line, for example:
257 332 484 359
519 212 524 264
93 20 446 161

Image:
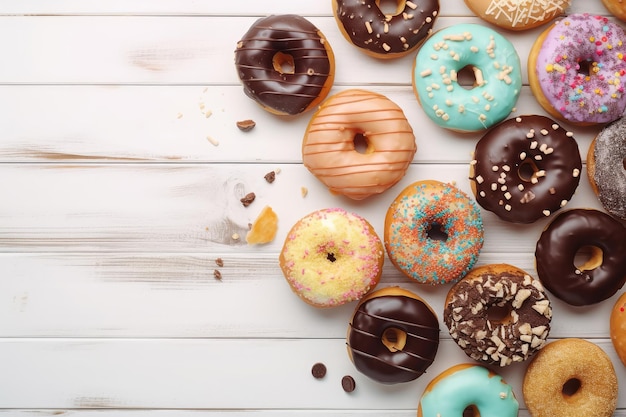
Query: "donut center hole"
326 253 336 263
562 378 582 397
574 245 603 271
577 59 592 77
272 51 295 75
457 65 483 90
381 327 407 352
376 0 406 15
518 159 539 182
426 223 448 242
462 405 480 417
353 132 371 154
486 303 513 324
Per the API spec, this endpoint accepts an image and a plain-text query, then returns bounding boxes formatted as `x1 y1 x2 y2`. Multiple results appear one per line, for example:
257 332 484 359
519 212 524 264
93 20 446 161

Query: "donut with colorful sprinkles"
528 13 626 125
279 208 384 308
384 180 484 285
412 23 522 132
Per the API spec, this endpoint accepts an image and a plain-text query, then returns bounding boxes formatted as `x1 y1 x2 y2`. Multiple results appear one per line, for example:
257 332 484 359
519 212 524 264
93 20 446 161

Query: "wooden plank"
0 252 619 339
0 338 623 410
0 163 603 253
0 85 601 164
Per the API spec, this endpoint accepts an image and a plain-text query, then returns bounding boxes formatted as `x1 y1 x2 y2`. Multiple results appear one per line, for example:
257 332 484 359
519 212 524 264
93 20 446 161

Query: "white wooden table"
1 1 625 416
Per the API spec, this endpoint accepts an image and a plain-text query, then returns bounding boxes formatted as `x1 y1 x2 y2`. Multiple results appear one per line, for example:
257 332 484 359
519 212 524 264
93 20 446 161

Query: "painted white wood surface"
1 0 625 415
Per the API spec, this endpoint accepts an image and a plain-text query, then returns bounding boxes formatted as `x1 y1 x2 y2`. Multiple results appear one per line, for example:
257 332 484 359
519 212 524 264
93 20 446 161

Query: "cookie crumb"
176 112 183 119
240 192 256 207
246 206 278 245
215 258 224 267
236 119 256 132
301 187 308 198
231 233 240 241
213 269 222 280
264 171 276 183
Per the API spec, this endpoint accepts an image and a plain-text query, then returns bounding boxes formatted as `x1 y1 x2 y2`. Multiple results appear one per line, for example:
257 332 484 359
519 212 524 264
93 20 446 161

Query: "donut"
234 14 335 116
535 208 626 306
463 0 569 31
528 13 626 126
302 89 416 200
332 0 439 59
601 0 626 22
469 115 582 224
412 23 522 132
444 264 552 367
587 116 626 221
523 338 618 417
384 180 484 284
418 364 519 417
610 292 626 366
346 287 439 384
279 208 383 308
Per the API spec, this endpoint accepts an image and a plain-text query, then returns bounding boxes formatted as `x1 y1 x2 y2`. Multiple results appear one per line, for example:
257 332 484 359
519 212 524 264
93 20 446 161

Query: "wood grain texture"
1 0 625 415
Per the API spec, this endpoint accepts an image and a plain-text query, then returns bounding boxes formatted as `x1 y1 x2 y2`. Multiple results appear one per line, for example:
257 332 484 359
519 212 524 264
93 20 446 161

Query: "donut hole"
486 303 513 324
462 405 479 417
574 245 603 272
426 223 448 242
562 378 582 397
376 0 406 15
457 65 483 90
381 327 407 352
272 51 295 75
518 159 539 182
326 253 337 263
576 59 592 77
353 132 371 154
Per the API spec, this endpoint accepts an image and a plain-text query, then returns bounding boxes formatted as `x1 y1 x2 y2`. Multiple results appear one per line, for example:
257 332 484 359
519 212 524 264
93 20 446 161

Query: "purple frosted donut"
529 13 626 125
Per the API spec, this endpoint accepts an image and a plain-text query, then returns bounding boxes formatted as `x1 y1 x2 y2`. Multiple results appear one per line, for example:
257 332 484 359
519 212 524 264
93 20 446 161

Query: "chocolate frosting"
535 209 626 306
470 115 582 223
334 0 439 56
234 15 332 115
347 294 439 384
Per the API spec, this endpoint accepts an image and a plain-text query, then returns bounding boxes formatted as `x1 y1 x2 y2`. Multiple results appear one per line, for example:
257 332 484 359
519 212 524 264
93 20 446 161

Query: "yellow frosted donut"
279 208 384 308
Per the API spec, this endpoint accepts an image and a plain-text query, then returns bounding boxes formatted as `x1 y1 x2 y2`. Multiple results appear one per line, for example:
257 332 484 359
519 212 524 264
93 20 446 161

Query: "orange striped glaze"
302 89 416 200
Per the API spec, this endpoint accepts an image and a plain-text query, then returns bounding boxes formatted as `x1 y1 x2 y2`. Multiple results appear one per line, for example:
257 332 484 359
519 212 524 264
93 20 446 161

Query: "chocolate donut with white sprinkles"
469 115 582 223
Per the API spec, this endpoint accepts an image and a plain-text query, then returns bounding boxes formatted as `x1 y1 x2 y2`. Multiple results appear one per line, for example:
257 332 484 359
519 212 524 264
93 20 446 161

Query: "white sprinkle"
540 129 549 136
492 165 499 172
502 165 510 172
519 152 527 160
491 183 498 191
566 131 574 137
475 175 484 184
505 204 512 211
518 184 524 191
552 124 560 130
573 168 580 177
535 155 543 161
504 192 512 200
406 0 417 9
530 141 538 149
543 210 551 217
206 135 219 146
479 191 486 197
561 200 568 207
420 69 432 77
515 117 522 122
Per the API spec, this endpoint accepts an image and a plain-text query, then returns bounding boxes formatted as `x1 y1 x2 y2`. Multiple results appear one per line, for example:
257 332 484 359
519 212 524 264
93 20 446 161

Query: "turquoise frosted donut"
384 180 484 285
412 23 522 132
418 364 519 417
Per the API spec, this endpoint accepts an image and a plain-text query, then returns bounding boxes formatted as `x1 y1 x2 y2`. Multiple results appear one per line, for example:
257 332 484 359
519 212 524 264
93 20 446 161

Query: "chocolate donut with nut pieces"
444 264 552 367
332 0 439 59
470 115 581 223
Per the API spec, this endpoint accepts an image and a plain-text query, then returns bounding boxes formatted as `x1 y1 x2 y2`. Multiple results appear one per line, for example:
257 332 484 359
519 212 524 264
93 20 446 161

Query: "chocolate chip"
341 375 356 392
311 363 327 379
236 119 256 132
264 171 276 184
240 192 256 207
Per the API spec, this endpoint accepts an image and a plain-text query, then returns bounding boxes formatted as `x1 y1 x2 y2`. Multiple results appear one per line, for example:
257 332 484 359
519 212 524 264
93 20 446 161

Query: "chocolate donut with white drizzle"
469 115 582 223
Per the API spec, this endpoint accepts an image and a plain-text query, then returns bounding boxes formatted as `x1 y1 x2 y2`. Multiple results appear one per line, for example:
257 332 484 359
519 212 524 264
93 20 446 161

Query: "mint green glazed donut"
412 23 522 132
418 364 519 417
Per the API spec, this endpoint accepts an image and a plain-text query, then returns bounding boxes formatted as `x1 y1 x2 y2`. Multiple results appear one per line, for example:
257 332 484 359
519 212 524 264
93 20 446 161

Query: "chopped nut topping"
215 258 224 267
236 119 256 132
264 171 276 183
213 269 222 280
240 192 256 207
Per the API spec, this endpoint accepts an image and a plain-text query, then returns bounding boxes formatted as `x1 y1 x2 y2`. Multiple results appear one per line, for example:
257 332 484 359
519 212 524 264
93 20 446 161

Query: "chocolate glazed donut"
333 0 439 58
234 15 334 115
470 115 582 223
347 287 439 384
535 209 626 306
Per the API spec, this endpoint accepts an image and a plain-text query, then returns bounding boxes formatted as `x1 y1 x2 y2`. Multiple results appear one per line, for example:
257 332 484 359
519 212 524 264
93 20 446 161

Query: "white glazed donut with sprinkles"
469 115 582 224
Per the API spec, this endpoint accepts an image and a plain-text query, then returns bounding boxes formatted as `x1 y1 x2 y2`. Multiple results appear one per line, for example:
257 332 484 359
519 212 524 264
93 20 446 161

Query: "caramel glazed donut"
535 208 626 306
469 115 582 224
302 89 416 200
444 264 552 367
332 0 440 59
523 338 618 417
587 116 626 221
347 287 439 384
234 14 334 116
